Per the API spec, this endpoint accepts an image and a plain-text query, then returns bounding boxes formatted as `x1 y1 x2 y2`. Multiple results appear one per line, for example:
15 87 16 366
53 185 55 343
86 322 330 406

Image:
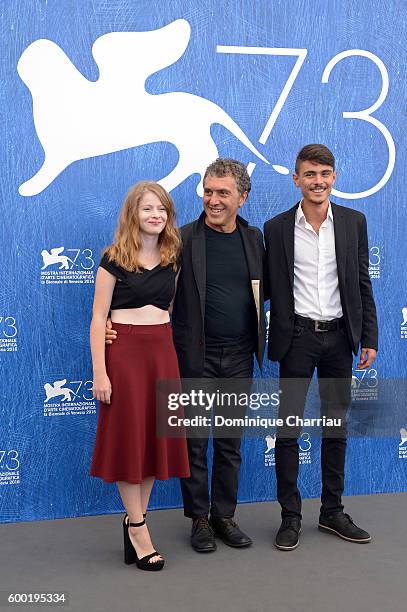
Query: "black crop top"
99 254 177 311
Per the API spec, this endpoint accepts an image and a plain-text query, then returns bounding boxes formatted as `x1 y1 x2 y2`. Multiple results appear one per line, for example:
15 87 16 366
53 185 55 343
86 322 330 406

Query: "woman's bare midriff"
111 305 170 325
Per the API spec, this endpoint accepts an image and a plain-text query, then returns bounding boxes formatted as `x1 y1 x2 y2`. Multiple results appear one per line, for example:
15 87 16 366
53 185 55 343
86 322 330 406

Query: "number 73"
216 45 394 200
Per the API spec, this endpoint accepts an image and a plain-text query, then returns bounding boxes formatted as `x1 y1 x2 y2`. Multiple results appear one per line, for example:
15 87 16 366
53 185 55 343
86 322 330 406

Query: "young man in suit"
173 158 266 552
263 144 378 550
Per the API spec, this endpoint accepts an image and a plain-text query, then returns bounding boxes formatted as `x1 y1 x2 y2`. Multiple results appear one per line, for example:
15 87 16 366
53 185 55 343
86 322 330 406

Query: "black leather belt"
294 314 345 332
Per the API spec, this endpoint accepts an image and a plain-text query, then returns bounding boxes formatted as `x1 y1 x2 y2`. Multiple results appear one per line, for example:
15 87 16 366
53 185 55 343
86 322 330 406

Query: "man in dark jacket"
263 144 378 550
173 158 266 552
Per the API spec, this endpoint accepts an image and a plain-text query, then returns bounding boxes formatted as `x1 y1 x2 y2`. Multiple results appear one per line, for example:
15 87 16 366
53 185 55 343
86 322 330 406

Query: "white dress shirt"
293 202 343 320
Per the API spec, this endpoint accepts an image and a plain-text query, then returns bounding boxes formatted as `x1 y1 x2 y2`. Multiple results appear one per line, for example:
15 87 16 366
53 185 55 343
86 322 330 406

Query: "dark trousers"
276 322 353 519
180 344 253 519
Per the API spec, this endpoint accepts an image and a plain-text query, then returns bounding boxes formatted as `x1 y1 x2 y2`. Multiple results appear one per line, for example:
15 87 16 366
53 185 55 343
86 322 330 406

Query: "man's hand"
357 347 377 369
105 317 117 345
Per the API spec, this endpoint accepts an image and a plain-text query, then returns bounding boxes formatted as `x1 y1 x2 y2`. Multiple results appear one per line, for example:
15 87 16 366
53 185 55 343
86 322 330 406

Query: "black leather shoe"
191 517 217 553
210 517 252 548
318 512 371 543
274 517 301 550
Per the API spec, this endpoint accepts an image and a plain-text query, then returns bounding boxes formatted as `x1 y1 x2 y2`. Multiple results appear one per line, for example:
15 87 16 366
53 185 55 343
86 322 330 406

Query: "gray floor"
0 493 405 612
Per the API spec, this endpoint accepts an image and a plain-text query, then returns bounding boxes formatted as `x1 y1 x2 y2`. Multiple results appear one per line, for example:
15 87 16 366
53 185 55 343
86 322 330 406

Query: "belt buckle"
314 320 329 332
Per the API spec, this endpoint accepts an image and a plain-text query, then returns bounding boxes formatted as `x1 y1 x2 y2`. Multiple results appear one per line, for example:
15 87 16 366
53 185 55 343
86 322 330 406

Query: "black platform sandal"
123 515 164 571
124 512 147 521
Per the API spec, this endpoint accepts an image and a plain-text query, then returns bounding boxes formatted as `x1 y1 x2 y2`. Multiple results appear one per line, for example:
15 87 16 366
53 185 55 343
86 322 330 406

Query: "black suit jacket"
263 201 378 362
172 212 266 377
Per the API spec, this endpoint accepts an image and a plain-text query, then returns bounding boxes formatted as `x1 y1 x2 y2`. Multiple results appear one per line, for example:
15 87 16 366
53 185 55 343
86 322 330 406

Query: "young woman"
89 181 190 571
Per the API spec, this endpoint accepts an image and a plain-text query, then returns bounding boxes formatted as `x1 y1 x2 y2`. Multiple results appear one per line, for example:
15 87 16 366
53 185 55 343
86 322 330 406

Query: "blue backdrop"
1 0 406 523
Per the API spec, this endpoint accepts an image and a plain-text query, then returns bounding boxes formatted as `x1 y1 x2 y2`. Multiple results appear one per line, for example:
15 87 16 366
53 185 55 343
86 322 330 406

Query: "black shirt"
204 224 256 346
99 254 176 311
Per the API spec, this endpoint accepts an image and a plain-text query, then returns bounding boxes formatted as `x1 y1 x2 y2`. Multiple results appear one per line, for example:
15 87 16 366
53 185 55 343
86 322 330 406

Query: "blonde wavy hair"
104 181 181 271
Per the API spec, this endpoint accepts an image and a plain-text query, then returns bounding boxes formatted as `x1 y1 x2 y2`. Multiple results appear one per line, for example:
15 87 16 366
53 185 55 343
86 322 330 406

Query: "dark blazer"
263 201 378 362
172 212 266 377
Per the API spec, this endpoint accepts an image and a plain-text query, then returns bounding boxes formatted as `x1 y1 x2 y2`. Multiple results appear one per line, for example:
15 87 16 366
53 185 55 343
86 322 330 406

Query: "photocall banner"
0 0 406 522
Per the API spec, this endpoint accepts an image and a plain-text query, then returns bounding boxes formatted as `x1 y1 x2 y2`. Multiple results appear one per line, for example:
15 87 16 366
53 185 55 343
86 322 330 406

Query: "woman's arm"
90 267 116 404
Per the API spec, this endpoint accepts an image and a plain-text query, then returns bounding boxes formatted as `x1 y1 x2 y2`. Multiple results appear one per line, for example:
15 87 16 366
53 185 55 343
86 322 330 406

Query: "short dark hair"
295 144 335 174
203 158 251 195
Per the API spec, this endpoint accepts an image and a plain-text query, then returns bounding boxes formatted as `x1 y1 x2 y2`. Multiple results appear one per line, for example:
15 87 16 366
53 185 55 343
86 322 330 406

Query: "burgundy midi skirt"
90 322 190 484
